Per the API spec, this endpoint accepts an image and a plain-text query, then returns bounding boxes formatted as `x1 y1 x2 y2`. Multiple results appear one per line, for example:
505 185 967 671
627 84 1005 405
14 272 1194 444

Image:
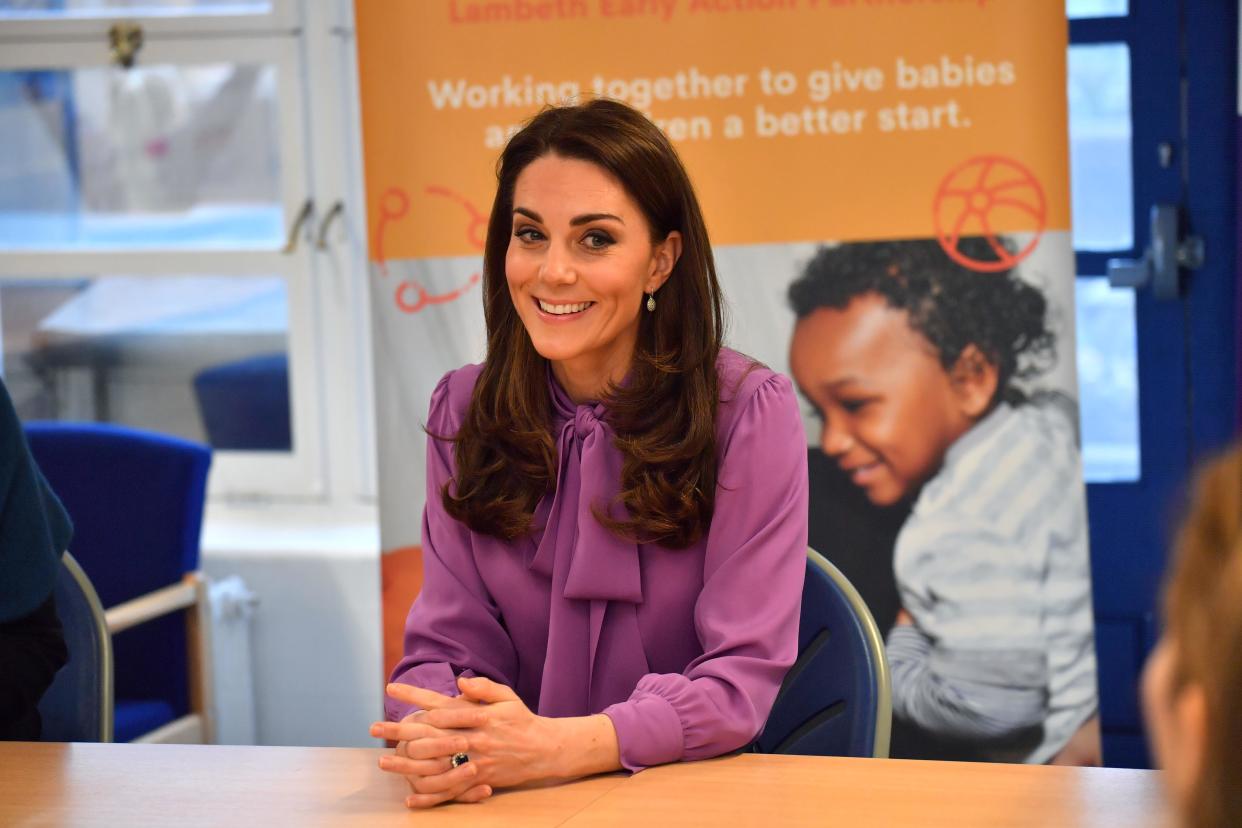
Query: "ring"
450 752 469 768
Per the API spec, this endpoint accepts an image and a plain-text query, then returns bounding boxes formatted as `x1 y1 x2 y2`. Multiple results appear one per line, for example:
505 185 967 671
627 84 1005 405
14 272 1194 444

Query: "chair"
37 552 115 742
25 421 216 744
756 548 892 758
192 353 291 450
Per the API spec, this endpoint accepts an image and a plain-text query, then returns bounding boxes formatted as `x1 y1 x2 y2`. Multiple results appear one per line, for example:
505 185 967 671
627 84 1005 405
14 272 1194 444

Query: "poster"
356 0 1099 764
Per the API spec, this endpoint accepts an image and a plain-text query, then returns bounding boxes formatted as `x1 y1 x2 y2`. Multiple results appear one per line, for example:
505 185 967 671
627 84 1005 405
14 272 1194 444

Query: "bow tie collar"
525 373 644 605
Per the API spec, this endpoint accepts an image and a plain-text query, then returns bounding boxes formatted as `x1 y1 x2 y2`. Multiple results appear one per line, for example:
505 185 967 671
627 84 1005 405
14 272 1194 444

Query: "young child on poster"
788 237 1098 764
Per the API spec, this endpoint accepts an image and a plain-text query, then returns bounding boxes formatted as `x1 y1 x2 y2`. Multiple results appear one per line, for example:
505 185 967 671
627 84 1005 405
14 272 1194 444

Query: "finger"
454 784 493 804
457 675 519 704
403 775 490 809
404 790 455 810
370 720 454 743
386 682 461 711
378 753 453 777
420 706 489 730
400 735 471 761
409 761 479 796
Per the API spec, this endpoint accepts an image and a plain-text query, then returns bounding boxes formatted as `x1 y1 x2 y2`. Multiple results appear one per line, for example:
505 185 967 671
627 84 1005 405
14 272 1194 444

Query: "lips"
536 298 595 316
840 459 883 488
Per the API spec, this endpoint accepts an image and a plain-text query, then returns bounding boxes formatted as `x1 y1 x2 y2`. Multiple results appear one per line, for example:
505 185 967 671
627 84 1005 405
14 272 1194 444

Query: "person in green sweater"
0 377 73 740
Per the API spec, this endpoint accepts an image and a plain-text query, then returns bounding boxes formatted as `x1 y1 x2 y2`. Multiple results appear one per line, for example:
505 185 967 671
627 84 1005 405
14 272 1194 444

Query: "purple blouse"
387 347 809 771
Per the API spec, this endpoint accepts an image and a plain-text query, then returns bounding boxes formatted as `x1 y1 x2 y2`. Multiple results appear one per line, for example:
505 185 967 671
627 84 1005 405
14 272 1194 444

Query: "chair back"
24 422 211 740
193 353 291 450
38 552 114 742
756 548 892 758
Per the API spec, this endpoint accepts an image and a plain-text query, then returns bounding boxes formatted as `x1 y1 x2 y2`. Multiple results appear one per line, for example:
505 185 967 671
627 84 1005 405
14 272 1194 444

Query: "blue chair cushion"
114 699 176 743
193 353 291 451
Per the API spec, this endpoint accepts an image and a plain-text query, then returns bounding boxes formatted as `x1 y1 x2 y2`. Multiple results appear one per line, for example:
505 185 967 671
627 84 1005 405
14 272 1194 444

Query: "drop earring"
646 292 656 312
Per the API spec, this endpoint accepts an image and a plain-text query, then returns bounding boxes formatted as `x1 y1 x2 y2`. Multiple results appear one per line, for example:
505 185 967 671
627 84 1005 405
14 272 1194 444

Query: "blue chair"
756 548 892 758
38 552 114 742
24 422 214 744
192 353 292 450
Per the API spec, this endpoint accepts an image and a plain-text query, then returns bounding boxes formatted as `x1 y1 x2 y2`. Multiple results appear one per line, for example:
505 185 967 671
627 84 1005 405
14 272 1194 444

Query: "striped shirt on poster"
886 400 1099 764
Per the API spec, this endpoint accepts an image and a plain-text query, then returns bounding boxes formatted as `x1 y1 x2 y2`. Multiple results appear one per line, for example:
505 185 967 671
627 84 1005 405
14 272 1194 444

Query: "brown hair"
1163 441 1242 828
441 99 724 548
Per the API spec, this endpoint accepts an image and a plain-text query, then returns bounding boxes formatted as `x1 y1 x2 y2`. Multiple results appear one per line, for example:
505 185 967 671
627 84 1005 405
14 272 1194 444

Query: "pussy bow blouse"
388 348 809 771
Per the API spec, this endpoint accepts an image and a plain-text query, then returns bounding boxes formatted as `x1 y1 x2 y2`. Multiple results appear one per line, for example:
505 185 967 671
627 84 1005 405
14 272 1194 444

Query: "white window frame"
0 1 299 37
0 0 377 503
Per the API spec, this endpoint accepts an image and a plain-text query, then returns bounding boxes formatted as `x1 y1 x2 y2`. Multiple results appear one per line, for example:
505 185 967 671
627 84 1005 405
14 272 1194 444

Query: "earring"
646 292 656 312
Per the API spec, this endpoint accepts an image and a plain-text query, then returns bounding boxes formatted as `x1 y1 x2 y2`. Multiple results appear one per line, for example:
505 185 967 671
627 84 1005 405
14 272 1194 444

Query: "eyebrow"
513 207 624 226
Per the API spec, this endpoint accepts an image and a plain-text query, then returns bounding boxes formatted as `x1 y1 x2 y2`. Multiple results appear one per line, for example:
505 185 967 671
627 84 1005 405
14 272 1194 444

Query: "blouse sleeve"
602 374 809 771
385 371 519 722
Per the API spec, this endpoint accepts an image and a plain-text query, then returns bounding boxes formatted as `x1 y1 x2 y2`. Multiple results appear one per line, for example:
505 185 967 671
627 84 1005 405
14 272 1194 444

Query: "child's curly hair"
788 237 1056 406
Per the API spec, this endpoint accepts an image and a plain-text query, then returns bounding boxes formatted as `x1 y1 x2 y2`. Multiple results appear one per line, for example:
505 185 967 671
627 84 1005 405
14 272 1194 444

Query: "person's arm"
601 373 809 771
0 594 68 740
385 370 519 723
886 520 1049 742
0 377 72 741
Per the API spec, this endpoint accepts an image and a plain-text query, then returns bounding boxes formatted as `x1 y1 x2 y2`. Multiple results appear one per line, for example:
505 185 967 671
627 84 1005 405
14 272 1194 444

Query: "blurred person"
0 376 72 740
1142 442 1242 828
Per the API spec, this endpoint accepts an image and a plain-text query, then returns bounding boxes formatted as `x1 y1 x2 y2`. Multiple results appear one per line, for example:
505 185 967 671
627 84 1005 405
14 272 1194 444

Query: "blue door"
1068 0 1238 768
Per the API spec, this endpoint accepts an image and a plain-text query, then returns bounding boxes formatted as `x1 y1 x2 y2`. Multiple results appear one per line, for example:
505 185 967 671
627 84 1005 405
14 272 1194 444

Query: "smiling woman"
372 99 809 808
504 154 681 403
451 99 729 547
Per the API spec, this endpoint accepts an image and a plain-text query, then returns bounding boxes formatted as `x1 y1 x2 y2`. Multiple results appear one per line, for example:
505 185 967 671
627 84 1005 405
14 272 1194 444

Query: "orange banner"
355 1 1069 261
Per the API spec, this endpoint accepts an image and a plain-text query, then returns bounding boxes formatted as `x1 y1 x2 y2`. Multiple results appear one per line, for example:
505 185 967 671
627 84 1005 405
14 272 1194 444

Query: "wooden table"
0 742 1172 827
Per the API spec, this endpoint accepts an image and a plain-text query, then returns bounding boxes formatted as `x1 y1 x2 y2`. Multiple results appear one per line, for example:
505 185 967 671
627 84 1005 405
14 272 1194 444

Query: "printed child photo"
787 236 1100 764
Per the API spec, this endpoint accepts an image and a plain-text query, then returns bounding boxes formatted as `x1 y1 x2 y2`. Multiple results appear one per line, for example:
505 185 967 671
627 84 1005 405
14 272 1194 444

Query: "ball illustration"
933 155 1047 272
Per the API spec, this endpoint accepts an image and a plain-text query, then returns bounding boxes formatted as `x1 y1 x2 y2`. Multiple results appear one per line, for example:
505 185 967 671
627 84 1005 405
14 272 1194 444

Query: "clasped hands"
369 676 562 809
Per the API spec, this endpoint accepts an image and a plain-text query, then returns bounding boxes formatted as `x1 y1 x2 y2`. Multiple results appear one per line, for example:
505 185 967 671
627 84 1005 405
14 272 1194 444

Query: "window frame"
0 0 376 501
0 1 299 39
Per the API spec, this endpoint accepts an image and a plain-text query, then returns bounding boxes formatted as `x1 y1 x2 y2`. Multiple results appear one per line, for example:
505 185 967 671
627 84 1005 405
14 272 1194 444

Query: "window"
0 1 374 500
1066 0 1127 20
1065 2 1141 483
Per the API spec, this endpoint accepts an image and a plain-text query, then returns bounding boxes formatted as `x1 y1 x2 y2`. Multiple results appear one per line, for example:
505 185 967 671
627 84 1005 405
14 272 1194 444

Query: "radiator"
208 576 259 745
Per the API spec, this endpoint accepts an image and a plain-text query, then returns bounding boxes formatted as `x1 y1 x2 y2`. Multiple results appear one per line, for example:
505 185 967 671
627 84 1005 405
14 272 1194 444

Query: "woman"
370 99 808 808
1142 442 1242 827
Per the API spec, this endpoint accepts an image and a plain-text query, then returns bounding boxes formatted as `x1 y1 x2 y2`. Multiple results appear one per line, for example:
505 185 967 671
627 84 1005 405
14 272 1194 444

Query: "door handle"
282 199 314 254
315 201 344 251
1106 204 1203 301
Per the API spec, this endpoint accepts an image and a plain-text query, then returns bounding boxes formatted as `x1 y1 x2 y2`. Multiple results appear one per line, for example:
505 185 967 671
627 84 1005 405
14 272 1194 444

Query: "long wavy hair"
441 99 724 548
1163 442 1242 828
